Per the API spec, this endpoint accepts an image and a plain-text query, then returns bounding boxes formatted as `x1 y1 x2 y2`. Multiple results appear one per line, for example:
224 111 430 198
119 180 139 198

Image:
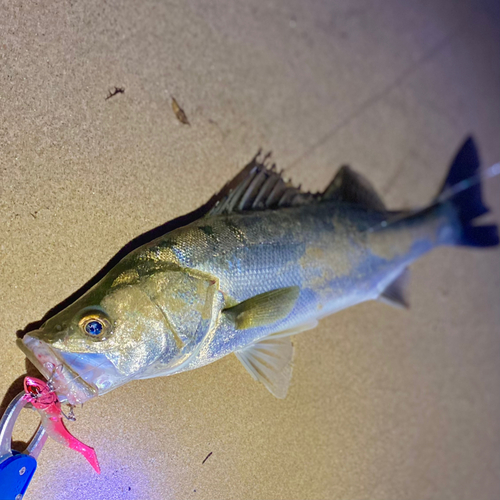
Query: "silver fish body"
19 138 498 404
141 202 453 374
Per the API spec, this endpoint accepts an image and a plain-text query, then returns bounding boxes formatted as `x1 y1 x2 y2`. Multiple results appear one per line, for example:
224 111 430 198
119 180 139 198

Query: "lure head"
23 376 58 408
18 253 218 405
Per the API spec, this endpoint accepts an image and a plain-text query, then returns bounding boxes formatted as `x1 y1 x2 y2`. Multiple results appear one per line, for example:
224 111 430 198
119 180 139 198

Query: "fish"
22 376 100 473
17 137 498 405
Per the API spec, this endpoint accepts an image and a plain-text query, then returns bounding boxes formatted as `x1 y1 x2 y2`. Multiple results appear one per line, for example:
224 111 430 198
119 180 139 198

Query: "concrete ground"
0 1 499 499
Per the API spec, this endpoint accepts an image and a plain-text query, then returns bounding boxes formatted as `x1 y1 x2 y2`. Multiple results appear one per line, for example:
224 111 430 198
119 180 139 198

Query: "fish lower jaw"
17 335 98 405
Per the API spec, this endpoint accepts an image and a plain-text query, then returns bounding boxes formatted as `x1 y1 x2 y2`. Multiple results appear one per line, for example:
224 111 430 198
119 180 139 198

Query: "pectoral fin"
378 267 410 309
224 286 300 330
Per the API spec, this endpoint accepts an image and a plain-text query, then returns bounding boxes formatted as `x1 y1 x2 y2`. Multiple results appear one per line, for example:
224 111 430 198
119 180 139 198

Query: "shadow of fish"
18 137 498 404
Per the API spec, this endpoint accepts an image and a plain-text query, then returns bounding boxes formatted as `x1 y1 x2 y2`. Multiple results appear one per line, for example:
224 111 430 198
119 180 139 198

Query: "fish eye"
79 311 112 341
26 384 41 397
85 320 103 336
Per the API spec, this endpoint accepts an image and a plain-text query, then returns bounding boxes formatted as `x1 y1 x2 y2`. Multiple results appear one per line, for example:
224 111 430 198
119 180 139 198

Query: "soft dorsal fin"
207 151 318 216
322 165 386 212
224 286 300 330
377 267 410 309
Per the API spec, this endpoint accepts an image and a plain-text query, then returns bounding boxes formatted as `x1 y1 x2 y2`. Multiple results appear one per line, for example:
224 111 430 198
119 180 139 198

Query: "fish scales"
137 202 450 371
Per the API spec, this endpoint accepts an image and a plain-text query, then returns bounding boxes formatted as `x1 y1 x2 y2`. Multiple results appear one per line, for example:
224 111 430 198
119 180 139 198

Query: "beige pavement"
0 1 499 499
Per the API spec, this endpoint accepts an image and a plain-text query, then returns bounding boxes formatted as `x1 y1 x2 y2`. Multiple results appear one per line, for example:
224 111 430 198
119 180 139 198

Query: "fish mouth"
18 333 98 405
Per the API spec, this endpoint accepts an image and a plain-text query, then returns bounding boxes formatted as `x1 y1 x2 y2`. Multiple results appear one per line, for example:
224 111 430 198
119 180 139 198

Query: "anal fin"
378 267 410 309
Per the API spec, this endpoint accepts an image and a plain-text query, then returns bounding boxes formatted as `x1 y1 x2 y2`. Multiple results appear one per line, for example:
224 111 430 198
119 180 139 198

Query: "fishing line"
436 162 500 204
43 350 112 406
30 162 499 405
367 163 500 233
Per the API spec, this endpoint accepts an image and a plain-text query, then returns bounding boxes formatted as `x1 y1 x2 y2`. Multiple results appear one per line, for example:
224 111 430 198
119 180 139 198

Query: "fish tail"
436 137 499 247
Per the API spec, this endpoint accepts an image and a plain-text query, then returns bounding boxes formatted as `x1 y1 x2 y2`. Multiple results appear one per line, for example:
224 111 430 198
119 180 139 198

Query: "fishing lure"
17 137 498 405
22 376 100 473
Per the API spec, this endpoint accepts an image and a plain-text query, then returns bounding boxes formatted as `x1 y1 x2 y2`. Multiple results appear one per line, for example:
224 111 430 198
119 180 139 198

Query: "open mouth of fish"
18 333 99 405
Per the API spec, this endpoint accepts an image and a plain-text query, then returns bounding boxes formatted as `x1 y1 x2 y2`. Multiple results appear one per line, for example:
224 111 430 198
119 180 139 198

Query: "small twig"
202 451 213 464
106 87 125 100
171 97 190 125
29 206 49 219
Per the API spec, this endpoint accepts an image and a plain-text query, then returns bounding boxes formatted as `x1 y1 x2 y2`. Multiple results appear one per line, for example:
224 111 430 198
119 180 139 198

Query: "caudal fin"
437 137 499 247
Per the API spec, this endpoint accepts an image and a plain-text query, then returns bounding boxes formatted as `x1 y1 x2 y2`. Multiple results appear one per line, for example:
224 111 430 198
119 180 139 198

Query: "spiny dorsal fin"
377 267 410 309
207 151 318 216
323 165 386 212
